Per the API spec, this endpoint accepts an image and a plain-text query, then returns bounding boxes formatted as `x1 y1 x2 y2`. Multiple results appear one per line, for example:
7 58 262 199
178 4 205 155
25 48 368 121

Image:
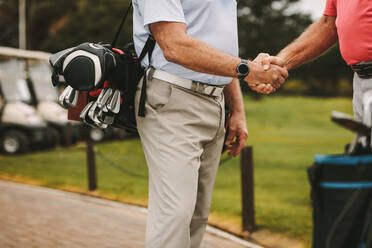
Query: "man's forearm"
150 22 288 86
151 22 241 78
224 78 245 114
277 15 338 70
167 35 241 78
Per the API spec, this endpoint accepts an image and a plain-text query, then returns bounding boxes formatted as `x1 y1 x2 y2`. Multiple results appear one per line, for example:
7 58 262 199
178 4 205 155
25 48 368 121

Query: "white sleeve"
143 0 186 27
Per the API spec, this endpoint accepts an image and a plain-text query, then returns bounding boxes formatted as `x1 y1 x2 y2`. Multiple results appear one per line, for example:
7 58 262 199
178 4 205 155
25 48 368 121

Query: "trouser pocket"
146 78 173 112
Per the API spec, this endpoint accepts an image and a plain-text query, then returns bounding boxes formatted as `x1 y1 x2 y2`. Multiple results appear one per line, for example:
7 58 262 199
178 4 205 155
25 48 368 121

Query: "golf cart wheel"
0 130 30 154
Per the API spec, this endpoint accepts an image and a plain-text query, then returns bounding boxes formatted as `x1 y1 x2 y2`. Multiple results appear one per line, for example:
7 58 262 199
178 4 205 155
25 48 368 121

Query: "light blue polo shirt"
132 0 239 86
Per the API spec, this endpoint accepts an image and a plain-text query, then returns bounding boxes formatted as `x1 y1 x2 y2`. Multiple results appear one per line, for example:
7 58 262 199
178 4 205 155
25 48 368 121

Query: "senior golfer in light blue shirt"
132 0 288 247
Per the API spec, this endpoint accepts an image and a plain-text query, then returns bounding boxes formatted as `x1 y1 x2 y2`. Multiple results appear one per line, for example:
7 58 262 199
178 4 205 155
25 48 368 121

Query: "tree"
40 0 132 52
0 0 18 48
238 0 312 57
28 0 77 50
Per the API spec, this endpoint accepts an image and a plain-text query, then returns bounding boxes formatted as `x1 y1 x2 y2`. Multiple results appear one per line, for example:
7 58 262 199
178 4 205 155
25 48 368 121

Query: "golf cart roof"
0 47 58 102
0 46 50 61
0 60 32 103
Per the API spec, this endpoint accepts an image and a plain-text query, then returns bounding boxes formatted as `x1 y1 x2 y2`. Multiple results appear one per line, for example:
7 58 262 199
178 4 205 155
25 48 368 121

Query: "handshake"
243 53 288 94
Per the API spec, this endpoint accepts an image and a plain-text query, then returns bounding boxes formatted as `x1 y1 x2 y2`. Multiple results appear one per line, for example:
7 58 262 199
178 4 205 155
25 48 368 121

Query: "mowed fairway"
0 96 353 245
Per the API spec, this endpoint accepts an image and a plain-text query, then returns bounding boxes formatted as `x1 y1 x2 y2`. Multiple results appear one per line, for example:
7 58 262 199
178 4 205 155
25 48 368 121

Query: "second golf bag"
308 154 372 248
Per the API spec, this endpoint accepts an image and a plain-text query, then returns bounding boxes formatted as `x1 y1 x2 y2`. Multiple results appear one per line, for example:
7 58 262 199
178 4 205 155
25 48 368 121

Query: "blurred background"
0 0 355 247
0 0 354 96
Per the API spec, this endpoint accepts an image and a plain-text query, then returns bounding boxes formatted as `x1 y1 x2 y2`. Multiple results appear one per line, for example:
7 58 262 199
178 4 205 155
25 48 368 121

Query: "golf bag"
49 2 155 133
308 154 372 248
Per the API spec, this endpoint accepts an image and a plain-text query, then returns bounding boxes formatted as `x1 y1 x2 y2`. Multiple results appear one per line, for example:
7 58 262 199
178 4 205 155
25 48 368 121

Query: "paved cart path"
0 180 262 248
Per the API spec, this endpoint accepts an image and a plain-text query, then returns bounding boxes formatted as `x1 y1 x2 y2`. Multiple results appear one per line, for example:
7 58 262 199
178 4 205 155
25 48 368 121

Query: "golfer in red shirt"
274 0 372 123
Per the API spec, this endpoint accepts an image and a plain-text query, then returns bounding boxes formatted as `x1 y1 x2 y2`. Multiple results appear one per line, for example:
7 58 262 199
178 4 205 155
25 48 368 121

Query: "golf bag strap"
110 0 156 117
138 35 156 117
112 1 133 48
138 35 156 62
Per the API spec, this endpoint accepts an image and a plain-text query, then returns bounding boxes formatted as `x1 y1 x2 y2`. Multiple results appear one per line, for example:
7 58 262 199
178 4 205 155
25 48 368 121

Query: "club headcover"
50 43 116 91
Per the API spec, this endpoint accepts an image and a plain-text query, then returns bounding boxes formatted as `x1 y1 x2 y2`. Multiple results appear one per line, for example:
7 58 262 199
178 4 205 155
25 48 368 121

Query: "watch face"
238 63 249 75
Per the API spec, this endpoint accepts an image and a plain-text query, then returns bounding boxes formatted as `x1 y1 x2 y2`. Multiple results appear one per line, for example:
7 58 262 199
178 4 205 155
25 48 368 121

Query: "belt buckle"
198 83 207 93
191 81 221 97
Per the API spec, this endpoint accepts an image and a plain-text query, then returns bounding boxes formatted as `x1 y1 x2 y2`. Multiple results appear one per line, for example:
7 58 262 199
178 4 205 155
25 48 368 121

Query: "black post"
86 136 97 191
240 146 256 232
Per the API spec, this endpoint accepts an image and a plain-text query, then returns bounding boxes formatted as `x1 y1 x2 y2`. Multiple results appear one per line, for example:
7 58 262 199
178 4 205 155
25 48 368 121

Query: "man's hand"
253 53 285 71
223 78 248 157
244 54 289 88
224 110 248 157
248 83 277 94
245 53 287 94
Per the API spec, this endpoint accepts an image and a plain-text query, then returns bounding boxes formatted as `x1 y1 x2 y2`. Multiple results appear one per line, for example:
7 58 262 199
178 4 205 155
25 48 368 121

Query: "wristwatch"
236 59 250 80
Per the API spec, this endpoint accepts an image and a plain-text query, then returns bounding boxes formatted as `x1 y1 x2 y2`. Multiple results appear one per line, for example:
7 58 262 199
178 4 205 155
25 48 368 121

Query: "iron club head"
65 88 78 107
80 101 97 128
88 101 109 129
107 89 121 114
58 86 72 109
97 109 115 125
97 88 113 109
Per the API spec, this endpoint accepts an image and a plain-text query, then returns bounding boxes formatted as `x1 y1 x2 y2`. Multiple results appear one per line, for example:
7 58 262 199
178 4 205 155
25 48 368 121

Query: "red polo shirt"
324 0 372 65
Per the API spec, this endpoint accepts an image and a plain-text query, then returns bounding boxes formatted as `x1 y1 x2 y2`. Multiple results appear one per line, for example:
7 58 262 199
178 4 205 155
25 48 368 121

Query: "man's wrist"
276 53 291 70
231 110 245 118
224 78 245 116
236 59 250 80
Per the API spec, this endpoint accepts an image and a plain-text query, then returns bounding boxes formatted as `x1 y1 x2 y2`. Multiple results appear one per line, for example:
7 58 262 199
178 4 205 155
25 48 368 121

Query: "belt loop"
147 66 155 81
209 87 216 96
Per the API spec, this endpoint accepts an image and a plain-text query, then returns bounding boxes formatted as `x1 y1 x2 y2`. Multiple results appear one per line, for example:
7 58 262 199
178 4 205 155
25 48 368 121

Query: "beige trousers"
135 77 225 248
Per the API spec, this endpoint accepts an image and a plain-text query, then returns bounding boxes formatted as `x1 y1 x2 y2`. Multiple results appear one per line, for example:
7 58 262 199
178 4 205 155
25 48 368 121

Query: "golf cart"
0 59 48 154
0 46 81 147
27 60 80 145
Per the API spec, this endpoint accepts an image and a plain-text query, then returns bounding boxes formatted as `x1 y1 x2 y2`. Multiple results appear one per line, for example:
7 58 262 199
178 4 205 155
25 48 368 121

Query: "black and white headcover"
49 42 116 91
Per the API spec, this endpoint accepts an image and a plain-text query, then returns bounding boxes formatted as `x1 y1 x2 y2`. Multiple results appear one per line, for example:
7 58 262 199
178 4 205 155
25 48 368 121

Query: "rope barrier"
96 149 147 179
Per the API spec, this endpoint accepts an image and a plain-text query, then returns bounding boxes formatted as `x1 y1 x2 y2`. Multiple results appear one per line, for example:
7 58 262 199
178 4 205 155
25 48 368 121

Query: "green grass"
0 96 353 245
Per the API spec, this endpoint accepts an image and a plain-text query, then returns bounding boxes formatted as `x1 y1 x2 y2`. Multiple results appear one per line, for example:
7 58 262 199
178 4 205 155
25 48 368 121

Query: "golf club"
65 88 78 107
88 101 108 129
97 88 113 109
80 101 97 128
107 89 121 114
58 86 72 109
331 110 372 154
